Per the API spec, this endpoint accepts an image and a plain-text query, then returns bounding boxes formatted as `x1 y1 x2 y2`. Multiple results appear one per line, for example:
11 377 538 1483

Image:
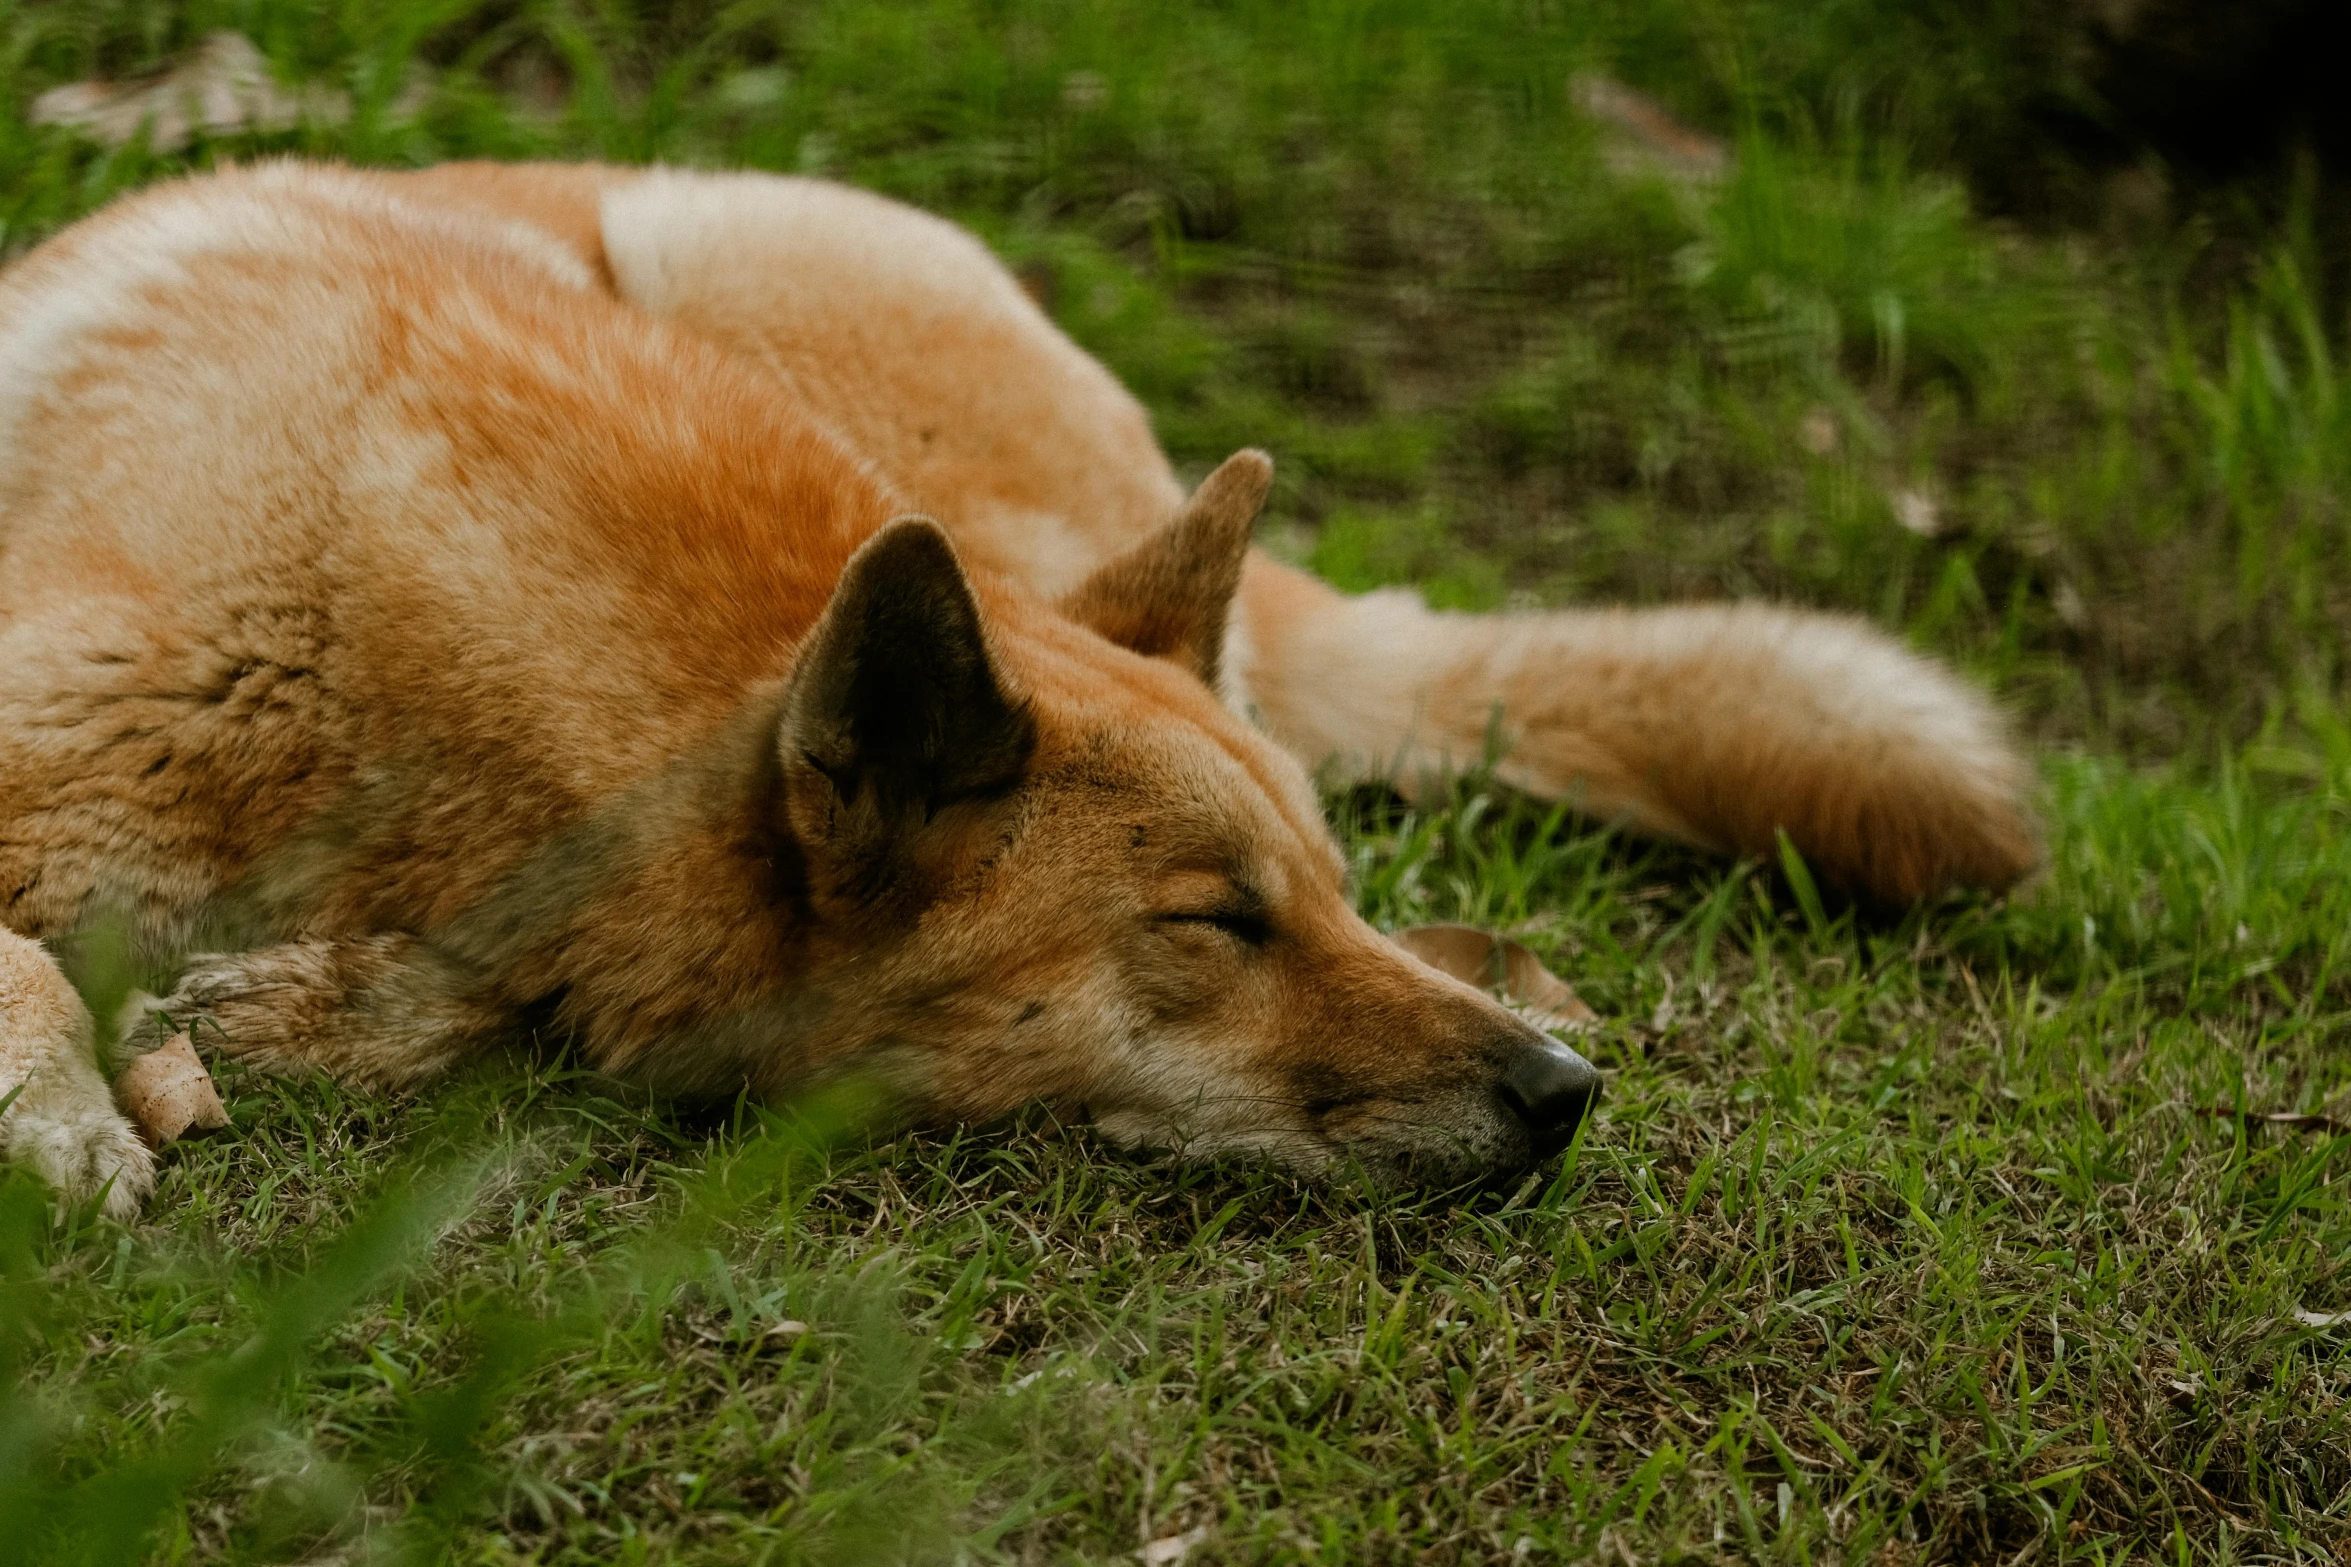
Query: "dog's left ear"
1061 449 1273 688
779 518 1035 897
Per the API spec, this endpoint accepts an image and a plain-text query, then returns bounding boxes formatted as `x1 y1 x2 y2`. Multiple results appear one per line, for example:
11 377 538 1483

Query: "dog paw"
6 1101 157 1220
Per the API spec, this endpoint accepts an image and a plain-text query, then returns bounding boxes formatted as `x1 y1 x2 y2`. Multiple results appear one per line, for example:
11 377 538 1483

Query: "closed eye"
1156 908 1273 946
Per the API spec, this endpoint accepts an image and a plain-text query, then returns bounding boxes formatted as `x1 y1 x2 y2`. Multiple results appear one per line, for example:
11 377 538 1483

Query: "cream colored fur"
0 931 153 1217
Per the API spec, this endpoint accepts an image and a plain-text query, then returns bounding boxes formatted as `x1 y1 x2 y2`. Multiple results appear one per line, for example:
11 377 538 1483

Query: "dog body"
0 162 2032 1213
384 162 2036 902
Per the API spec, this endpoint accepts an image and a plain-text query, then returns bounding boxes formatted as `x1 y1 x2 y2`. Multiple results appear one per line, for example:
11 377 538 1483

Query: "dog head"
773 452 1599 1186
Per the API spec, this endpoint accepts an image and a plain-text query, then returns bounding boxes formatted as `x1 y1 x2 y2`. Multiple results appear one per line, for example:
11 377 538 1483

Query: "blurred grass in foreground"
14 742 2351 1561
5 0 2351 1560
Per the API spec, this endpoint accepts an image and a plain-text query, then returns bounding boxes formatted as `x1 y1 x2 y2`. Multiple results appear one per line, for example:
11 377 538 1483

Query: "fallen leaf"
2293 1309 2351 1330
1061 69 1110 113
30 32 364 150
2052 580 2088 630
1569 73 1731 186
1891 487 1944 538
118 1034 229 1145
1392 924 1596 1030
1798 406 1840 456
695 1317 807 1345
1139 1526 1210 1566
2196 1106 2349 1135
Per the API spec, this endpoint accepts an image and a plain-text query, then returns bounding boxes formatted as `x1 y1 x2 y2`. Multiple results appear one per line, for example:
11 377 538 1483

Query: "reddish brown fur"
1 163 1603 1213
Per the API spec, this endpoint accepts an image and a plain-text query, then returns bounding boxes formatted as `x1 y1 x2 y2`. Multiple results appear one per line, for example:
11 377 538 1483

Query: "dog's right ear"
1061 449 1272 689
778 518 1035 900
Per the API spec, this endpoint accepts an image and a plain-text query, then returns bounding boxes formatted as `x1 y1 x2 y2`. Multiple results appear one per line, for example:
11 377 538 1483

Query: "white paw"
7 1101 156 1219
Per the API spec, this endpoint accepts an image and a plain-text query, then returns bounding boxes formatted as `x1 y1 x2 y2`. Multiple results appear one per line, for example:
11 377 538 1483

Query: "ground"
4 1 2351 1562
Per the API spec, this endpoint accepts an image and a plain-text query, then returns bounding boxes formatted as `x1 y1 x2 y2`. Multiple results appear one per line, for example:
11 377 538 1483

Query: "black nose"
1498 1039 1602 1155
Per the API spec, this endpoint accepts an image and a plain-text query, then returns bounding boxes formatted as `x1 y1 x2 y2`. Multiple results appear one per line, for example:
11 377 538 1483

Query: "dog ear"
779 518 1034 889
1061 449 1272 688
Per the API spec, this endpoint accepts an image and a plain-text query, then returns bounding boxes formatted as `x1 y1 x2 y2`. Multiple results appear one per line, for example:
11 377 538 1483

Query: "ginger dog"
0 163 2034 1215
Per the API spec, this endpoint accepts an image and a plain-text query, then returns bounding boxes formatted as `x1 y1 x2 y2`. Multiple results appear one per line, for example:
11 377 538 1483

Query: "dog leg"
1229 555 2039 904
0 929 156 1217
128 934 505 1090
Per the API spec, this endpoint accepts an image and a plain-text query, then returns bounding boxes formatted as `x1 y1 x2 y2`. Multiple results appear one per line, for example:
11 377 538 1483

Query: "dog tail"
1230 556 2038 905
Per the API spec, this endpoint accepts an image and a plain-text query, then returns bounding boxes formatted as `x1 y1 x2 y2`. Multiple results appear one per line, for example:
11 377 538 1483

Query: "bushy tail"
1232 557 2038 905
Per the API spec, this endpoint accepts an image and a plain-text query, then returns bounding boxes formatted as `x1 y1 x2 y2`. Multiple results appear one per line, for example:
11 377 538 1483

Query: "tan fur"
0 160 2036 1209
1 163 1617 1210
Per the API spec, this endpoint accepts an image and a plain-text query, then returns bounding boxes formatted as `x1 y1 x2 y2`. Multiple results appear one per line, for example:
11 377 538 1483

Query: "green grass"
7 0 2351 1561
